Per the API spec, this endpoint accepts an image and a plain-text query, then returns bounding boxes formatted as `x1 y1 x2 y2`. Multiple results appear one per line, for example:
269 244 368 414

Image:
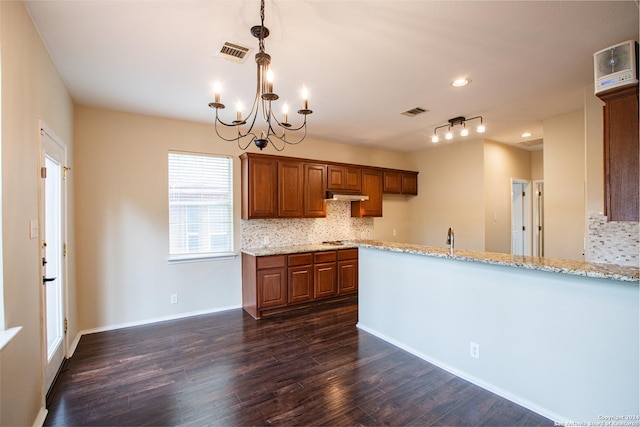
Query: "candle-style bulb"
236 102 243 121
282 103 289 123
301 86 309 110
213 82 221 103
266 69 274 93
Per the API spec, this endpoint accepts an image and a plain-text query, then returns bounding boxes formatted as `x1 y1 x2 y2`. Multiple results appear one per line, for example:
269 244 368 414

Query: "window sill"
0 326 23 351
168 253 237 264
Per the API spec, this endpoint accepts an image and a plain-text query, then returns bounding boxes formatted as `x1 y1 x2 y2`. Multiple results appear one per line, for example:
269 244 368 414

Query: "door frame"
37 121 69 396
532 180 544 257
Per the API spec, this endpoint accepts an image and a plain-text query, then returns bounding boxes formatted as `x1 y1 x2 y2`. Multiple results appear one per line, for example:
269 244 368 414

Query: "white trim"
356 322 566 425
32 407 48 427
75 305 242 338
168 252 237 263
0 326 22 351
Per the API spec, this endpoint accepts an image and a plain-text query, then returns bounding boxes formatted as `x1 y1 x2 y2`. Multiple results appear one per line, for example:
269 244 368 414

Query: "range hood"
325 191 369 201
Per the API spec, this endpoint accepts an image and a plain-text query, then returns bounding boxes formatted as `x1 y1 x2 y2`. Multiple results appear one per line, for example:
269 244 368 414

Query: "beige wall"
74 105 413 331
406 140 485 251
1 1 75 425
543 110 585 261
483 140 532 254
584 85 605 215
531 150 543 181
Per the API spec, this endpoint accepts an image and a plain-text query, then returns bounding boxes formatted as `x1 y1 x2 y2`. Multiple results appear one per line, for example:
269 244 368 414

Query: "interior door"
40 126 67 394
511 180 532 256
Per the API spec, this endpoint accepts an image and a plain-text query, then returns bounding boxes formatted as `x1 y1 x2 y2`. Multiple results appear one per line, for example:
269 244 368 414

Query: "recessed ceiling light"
521 132 533 138
451 78 470 87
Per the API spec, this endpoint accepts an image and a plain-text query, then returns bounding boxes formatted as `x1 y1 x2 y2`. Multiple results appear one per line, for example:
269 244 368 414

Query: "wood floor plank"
44 299 553 426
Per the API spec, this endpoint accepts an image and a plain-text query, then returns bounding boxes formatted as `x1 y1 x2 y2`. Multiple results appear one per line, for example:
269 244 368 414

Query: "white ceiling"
25 1 639 152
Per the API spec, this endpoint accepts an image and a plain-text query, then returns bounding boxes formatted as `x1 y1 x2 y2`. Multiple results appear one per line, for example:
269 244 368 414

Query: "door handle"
42 276 57 284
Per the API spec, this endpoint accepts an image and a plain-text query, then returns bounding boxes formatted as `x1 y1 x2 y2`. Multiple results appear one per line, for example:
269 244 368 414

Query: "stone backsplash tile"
241 201 373 248
587 213 639 267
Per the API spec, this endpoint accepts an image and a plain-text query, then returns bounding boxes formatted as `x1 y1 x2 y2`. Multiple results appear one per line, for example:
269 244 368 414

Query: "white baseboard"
73 305 242 344
356 322 567 425
32 407 47 427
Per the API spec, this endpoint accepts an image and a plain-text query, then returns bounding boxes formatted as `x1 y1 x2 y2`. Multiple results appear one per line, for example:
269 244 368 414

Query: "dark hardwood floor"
45 299 553 426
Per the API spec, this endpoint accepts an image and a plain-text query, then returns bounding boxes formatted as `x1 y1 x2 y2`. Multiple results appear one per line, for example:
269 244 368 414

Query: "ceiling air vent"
518 138 544 148
217 41 251 63
401 107 428 117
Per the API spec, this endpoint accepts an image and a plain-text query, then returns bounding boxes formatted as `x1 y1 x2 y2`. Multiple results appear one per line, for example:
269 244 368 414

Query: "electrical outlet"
170 294 178 304
470 342 480 359
263 236 270 245
392 229 397 236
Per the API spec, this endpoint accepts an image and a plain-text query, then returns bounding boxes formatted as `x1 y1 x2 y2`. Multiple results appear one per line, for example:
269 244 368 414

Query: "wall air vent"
401 107 428 117
217 41 251 63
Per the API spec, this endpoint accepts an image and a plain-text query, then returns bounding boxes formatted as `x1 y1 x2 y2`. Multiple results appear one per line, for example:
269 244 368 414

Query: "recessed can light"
451 78 470 87
521 132 533 138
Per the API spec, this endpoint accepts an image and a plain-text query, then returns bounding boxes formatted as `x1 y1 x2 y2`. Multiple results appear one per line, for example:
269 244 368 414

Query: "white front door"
40 126 67 394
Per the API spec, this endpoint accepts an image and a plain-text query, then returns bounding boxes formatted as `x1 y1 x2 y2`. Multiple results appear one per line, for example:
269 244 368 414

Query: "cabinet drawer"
314 251 337 263
288 253 313 267
338 248 358 261
257 255 286 270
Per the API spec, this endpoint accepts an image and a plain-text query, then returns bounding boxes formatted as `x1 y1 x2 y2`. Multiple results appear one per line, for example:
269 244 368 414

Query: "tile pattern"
348 240 639 283
587 213 639 267
241 200 373 249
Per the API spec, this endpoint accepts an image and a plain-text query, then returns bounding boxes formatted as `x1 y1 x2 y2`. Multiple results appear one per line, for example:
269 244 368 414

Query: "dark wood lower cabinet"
338 248 358 294
243 248 358 319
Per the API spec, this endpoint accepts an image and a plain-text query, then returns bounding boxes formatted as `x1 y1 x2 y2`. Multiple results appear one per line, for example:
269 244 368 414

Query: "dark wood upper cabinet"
304 163 327 217
327 165 362 192
241 153 416 219
352 168 383 217
401 172 418 195
241 154 278 219
383 171 402 193
597 85 639 221
383 170 418 195
278 160 304 217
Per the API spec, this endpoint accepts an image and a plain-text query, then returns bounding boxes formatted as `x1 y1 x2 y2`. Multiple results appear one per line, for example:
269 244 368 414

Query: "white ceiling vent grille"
401 107 428 117
518 138 543 148
217 41 251 63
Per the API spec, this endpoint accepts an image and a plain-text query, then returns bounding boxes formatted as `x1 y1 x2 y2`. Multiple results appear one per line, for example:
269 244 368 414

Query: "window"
168 152 233 260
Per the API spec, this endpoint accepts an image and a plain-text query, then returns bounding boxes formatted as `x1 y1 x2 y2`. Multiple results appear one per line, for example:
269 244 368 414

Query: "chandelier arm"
267 124 307 147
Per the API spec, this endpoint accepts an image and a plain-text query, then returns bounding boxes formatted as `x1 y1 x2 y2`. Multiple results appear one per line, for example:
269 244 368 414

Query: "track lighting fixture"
431 116 485 143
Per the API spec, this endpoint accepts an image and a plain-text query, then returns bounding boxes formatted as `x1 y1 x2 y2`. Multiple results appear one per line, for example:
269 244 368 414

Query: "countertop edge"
347 240 639 284
241 243 358 257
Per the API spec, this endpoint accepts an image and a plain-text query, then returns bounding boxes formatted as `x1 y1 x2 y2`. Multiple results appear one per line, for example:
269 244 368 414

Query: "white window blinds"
168 152 233 259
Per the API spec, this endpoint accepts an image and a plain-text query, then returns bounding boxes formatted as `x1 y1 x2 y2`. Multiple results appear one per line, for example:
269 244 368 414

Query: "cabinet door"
314 262 337 299
337 259 358 294
257 267 287 309
242 156 277 219
327 165 361 192
344 167 362 192
288 265 313 304
401 172 418 195
278 160 304 217
383 171 402 193
304 163 327 217
352 168 383 217
327 165 346 190
600 85 639 221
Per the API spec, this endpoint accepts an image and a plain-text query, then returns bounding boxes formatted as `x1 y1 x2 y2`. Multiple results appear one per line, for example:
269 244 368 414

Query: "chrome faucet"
446 227 454 255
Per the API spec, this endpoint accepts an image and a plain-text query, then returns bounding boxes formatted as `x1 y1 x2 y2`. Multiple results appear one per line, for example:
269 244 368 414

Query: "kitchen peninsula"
349 240 638 424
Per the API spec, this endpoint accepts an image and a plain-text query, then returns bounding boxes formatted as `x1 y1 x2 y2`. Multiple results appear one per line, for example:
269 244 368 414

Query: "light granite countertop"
241 242 358 257
346 240 639 283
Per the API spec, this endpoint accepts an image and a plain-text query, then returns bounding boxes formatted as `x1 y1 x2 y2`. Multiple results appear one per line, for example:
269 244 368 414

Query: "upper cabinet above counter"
240 153 418 219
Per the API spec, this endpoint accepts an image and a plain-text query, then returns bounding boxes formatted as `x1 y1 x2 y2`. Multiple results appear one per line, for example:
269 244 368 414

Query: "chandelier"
208 0 312 152
431 116 485 143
